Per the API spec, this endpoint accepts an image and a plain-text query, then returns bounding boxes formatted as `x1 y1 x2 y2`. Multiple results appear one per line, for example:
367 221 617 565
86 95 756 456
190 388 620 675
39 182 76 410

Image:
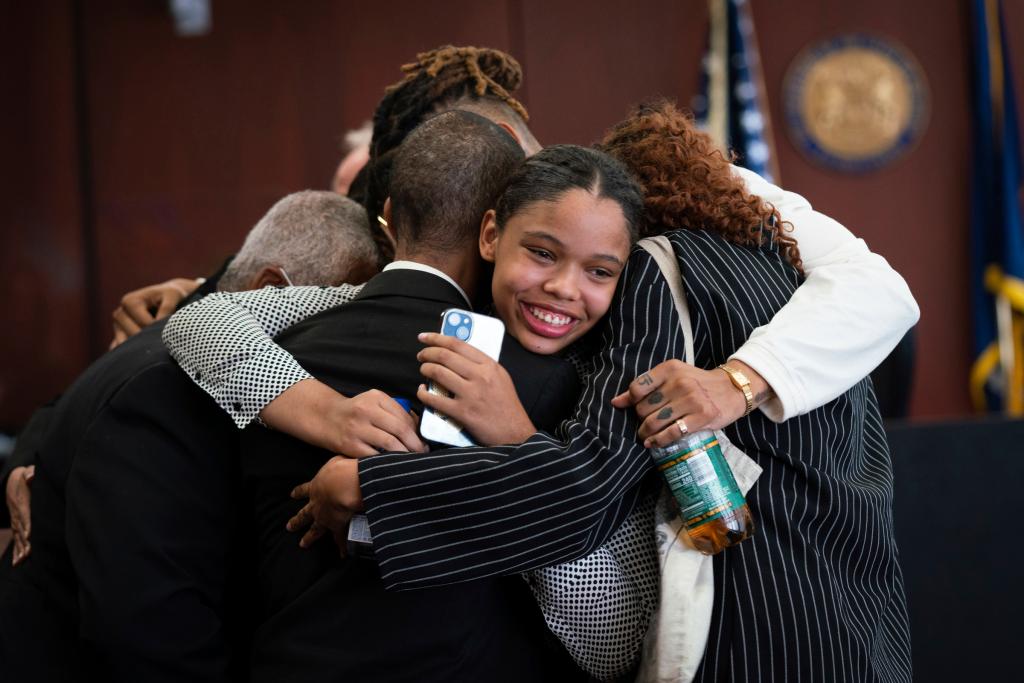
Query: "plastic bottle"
650 430 754 555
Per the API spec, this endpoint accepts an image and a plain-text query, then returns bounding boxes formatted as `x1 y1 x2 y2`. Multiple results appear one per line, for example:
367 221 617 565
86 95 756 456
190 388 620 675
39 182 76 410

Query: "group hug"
0 45 919 682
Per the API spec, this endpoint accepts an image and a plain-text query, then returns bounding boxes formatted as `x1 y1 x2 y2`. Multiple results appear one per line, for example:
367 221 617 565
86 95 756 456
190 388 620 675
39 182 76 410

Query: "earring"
377 215 389 228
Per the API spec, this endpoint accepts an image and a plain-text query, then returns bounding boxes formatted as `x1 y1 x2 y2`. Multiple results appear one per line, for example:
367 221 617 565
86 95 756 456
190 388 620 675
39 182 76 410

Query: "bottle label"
653 434 746 530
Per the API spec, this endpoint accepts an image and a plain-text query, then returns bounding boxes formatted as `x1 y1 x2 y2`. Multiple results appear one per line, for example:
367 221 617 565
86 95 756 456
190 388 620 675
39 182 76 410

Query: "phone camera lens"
456 325 470 340
447 313 462 326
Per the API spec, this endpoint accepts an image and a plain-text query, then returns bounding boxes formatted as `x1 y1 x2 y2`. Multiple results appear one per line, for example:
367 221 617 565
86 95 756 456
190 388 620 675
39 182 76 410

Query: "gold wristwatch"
718 363 754 417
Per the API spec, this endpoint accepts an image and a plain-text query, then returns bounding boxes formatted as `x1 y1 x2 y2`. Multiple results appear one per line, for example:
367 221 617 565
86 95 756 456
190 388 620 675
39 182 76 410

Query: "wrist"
506 418 537 446
722 359 773 411
259 378 342 451
336 458 364 510
718 363 754 417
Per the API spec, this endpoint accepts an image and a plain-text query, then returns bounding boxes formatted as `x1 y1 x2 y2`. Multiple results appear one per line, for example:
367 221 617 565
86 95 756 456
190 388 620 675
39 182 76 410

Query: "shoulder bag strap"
638 235 695 365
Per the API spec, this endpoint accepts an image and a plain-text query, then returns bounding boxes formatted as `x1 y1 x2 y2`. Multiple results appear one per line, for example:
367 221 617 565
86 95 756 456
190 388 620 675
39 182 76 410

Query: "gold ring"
676 418 688 436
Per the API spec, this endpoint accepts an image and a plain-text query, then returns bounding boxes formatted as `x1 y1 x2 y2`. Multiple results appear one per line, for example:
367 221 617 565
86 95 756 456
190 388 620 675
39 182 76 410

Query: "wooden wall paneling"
517 0 706 146
81 0 514 354
0 2 90 430
751 0 976 417
319 0 515 136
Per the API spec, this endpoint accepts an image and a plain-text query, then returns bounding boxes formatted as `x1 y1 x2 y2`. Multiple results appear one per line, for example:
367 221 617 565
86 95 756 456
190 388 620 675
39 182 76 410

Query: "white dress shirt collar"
382 261 471 307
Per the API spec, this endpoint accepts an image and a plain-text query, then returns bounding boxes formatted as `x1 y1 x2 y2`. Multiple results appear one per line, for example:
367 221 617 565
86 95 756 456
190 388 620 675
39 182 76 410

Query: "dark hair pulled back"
495 145 644 245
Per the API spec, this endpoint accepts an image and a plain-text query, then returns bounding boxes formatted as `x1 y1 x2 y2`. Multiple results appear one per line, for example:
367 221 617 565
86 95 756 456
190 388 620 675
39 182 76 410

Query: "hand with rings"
610 359 752 448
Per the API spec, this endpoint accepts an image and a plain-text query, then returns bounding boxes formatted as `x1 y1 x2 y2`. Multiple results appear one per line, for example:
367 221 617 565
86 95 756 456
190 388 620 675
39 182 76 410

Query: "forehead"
508 189 631 253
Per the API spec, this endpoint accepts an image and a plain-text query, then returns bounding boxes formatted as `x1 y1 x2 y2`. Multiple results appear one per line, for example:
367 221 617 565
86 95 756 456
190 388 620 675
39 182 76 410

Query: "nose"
542 265 581 301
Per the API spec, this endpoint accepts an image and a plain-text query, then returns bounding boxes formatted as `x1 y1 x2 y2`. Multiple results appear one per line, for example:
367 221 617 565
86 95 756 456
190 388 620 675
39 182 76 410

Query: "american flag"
693 0 780 183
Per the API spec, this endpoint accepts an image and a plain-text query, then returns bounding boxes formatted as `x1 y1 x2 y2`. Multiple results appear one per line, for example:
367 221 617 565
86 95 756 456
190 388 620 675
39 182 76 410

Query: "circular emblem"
783 34 929 172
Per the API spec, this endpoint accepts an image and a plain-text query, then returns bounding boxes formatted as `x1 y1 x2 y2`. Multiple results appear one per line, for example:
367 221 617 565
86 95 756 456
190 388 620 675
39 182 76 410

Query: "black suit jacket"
0 257 232 517
241 268 581 683
0 323 247 682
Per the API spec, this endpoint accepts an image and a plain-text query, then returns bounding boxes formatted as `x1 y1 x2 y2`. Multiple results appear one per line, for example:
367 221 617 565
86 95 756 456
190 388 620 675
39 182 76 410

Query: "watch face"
721 365 754 414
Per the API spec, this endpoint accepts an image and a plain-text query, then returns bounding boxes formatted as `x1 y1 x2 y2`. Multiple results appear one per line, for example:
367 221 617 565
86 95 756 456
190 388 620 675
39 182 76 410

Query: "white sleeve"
728 166 920 421
162 284 363 428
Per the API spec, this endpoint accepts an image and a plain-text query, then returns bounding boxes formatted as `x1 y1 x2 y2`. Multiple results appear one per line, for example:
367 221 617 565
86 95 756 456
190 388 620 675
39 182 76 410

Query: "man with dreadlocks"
359 45 541 267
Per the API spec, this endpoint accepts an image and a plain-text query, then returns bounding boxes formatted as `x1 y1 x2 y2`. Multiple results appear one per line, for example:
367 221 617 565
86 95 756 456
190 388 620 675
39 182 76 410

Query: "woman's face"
480 189 632 355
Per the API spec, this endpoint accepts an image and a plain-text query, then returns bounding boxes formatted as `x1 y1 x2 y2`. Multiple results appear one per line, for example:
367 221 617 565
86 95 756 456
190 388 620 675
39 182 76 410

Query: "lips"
520 301 579 338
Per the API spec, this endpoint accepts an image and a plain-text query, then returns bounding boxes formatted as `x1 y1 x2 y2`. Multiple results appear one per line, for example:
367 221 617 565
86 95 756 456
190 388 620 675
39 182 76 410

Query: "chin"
523 331 574 355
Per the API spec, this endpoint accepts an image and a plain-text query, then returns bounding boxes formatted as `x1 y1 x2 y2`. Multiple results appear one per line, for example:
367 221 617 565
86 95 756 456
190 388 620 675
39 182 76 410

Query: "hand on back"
6 465 34 566
611 359 754 448
260 381 426 457
110 277 200 349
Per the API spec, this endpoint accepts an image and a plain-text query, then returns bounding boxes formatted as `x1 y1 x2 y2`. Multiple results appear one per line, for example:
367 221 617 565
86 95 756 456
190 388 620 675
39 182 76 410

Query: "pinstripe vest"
665 229 912 682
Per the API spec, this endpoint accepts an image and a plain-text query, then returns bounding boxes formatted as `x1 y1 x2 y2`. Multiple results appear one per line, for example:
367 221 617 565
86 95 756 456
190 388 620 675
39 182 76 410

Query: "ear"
479 210 500 263
246 265 288 290
496 121 523 150
379 197 397 251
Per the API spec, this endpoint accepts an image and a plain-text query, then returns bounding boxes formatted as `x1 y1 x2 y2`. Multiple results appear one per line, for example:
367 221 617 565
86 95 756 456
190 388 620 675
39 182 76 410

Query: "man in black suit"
238 111 580 682
0 191 379 682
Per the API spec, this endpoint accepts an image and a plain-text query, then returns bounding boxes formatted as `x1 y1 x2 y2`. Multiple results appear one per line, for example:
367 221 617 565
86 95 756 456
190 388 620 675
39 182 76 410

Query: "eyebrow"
522 230 625 267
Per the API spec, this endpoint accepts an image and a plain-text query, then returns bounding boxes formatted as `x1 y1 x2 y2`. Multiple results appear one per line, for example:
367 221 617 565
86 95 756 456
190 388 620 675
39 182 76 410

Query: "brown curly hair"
599 100 803 274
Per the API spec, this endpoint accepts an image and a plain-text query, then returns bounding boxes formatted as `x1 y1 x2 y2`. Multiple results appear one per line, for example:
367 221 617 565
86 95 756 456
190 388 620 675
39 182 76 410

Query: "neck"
393 245 480 300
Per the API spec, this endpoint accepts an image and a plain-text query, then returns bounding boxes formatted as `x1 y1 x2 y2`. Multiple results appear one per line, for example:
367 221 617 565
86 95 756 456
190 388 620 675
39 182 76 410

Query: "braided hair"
364 45 530 265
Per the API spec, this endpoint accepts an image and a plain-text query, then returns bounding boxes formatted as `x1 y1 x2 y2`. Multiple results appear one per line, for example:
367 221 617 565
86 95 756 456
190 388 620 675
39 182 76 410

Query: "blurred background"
1 0 1022 430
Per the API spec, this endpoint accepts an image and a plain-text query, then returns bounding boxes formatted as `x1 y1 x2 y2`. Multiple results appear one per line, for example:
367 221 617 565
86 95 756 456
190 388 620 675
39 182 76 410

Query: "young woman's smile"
480 188 632 355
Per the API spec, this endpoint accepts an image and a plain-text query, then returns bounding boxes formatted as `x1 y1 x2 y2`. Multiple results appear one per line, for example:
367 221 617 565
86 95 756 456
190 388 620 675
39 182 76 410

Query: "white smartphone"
419 308 505 447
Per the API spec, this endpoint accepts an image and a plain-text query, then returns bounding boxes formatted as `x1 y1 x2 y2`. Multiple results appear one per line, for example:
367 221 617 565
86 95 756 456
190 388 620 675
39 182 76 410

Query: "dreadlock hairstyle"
364 45 530 265
599 99 803 274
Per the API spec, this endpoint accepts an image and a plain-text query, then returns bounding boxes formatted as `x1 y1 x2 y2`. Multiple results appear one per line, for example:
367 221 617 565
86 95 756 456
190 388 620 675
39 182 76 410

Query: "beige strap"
638 236 694 365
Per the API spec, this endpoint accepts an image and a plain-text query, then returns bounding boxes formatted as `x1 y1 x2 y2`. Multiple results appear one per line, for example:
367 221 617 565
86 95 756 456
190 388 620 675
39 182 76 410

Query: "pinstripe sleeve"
359 249 683 590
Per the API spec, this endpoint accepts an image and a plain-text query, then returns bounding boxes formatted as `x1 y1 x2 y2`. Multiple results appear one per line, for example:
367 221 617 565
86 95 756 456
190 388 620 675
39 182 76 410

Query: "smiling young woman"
479 187 631 355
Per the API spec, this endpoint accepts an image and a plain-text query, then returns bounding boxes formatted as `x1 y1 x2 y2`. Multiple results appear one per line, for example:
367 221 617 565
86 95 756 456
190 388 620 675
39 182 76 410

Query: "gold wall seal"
784 35 929 172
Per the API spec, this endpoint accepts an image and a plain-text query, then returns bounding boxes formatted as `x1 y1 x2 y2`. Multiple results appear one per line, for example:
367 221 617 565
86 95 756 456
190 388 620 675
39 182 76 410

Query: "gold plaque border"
782 34 930 173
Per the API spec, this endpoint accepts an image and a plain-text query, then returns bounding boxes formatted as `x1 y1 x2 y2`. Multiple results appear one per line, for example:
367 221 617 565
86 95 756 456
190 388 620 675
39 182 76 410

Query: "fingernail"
418 333 428 341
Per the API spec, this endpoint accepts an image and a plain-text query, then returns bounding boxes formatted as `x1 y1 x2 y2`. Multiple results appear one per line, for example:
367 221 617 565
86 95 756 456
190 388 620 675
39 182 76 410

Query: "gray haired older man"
0 191 378 683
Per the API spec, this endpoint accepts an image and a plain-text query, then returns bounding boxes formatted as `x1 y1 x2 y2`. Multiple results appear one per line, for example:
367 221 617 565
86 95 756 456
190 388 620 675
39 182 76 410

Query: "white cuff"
730 340 808 423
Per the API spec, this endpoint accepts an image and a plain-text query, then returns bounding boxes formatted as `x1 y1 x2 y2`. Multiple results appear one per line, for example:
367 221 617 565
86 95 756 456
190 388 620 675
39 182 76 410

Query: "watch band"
718 363 754 417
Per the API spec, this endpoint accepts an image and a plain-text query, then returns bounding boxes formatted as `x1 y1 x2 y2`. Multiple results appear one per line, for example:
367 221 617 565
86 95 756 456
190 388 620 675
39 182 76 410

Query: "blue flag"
969 0 1024 413
694 0 779 182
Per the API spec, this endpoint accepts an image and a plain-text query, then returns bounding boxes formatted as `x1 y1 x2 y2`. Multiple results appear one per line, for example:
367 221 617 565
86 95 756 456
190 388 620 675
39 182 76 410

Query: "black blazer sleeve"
521 359 579 434
358 249 681 589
